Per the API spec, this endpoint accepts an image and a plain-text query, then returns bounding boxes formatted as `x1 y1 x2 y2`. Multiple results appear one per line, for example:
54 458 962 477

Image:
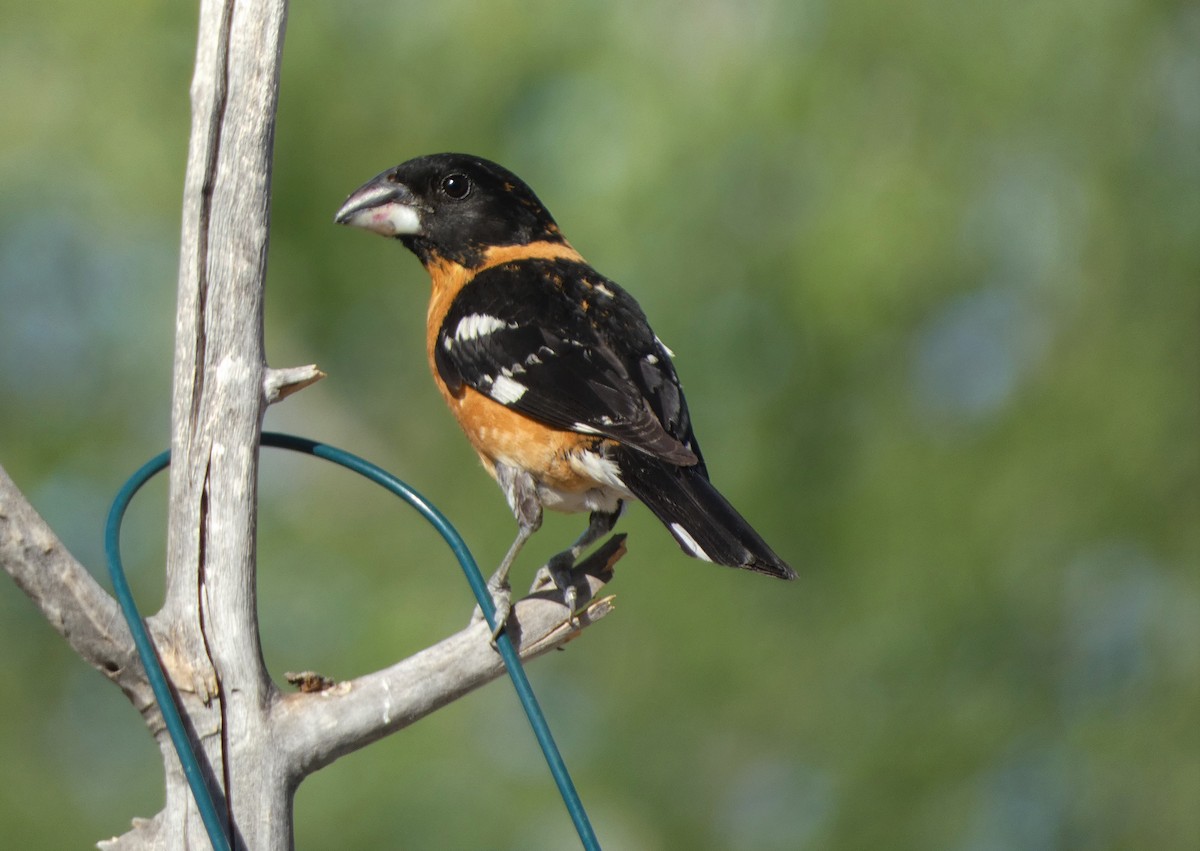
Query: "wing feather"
436 258 702 467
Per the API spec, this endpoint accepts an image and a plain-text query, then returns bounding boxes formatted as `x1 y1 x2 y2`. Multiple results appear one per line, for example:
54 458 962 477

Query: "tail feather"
616 448 796 580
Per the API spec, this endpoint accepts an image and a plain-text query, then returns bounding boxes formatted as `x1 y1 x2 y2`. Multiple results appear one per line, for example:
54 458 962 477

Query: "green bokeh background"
2 1 1197 848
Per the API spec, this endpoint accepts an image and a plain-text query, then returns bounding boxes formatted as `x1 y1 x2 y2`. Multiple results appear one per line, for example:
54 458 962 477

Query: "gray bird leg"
539 502 624 619
471 464 542 639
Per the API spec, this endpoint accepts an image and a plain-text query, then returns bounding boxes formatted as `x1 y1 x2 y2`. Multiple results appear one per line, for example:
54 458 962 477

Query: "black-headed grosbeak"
336 153 794 622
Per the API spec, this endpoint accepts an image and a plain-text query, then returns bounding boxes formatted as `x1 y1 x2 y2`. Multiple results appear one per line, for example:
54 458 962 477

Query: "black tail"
616 448 796 580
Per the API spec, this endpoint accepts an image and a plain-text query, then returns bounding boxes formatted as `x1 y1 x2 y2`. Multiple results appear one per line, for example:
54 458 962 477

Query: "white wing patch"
490 374 528 404
654 335 676 358
455 313 512 342
572 413 617 435
670 523 713 562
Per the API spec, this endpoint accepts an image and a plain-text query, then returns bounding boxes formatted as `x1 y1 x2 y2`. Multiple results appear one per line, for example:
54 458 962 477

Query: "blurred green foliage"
2 0 1197 848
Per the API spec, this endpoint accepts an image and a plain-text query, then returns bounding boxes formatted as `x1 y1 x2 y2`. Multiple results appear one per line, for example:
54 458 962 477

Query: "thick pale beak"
334 174 423 237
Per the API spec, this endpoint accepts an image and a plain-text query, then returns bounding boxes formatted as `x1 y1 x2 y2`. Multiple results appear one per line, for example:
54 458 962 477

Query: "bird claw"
534 554 581 629
476 540 598 645
470 576 512 644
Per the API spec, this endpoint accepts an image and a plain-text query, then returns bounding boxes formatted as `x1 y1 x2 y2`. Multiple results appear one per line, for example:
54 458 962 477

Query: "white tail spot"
670 523 712 562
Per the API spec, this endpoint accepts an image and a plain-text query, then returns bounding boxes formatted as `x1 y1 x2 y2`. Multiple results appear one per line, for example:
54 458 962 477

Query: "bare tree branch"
0 465 151 708
151 0 292 846
263 365 325 404
276 538 621 779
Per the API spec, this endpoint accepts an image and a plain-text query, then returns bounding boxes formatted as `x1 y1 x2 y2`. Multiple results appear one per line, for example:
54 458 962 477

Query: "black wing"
435 258 704 468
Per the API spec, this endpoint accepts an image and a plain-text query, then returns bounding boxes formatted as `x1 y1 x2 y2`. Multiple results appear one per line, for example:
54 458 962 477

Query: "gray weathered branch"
277 539 621 780
0 466 151 709
263 364 325 404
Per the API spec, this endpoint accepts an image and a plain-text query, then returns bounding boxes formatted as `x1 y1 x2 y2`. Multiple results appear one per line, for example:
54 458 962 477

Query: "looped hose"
104 431 599 850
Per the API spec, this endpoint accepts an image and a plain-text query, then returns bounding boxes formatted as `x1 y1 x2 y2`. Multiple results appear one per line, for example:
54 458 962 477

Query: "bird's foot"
532 551 580 628
469 575 513 644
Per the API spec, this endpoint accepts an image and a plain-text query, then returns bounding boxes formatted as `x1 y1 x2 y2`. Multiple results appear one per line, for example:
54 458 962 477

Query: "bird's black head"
335 153 564 267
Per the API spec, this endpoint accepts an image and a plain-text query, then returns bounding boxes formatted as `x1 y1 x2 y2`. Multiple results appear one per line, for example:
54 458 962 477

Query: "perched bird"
336 153 794 623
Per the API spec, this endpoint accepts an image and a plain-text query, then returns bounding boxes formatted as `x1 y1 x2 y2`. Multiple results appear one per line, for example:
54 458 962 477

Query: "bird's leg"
536 502 624 620
471 464 542 639
483 519 535 632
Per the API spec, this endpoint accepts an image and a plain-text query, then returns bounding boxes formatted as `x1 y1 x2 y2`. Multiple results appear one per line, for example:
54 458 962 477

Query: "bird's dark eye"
439 173 472 199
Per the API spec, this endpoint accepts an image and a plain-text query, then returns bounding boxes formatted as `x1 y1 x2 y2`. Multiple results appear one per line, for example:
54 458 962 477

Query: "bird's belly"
536 481 626 515
449 386 631 514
